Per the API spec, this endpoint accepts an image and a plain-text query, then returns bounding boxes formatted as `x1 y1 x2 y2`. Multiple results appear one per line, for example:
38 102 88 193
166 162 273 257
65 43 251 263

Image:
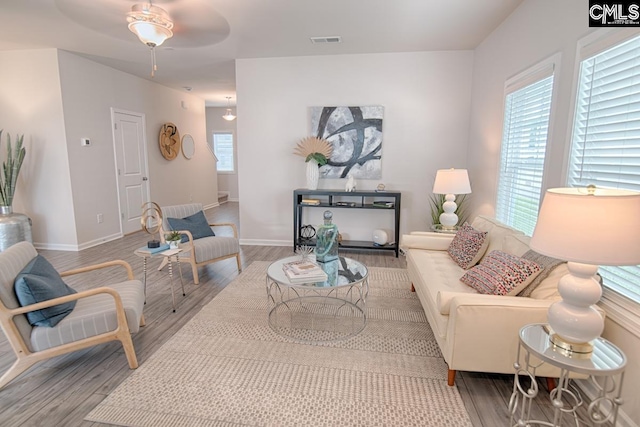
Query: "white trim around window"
495 53 561 236
565 28 640 331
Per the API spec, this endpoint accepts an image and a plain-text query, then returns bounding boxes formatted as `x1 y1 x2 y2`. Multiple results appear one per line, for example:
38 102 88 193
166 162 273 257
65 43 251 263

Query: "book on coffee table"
282 260 328 283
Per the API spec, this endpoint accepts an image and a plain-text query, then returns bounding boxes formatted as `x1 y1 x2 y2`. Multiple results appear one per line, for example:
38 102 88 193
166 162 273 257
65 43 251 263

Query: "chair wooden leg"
447 369 456 386
236 254 242 272
139 314 146 327
118 332 138 369
411 283 415 292
0 357 38 390
191 262 200 285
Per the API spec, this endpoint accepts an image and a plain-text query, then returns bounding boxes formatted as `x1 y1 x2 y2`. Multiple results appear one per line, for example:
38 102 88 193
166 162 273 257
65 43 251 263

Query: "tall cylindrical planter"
306 159 320 190
0 206 32 252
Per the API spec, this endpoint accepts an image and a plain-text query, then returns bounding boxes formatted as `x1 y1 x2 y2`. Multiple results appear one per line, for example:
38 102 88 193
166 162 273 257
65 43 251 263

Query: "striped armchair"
0 241 145 389
159 203 241 285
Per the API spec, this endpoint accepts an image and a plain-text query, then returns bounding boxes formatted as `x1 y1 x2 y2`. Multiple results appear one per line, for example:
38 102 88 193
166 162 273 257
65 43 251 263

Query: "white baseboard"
203 202 220 211
228 197 239 202
575 379 637 427
33 232 122 252
33 242 80 251
239 239 291 247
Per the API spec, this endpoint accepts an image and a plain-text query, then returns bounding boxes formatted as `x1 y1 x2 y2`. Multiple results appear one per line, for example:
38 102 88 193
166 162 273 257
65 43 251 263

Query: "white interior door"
112 109 150 235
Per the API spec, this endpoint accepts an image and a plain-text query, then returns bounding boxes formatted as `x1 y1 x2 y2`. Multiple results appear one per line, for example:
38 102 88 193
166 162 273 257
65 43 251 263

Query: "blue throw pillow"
14 255 77 327
167 210 215 243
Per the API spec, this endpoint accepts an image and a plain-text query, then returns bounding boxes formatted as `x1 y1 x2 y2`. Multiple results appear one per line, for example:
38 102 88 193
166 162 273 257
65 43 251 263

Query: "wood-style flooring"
0 202 567 426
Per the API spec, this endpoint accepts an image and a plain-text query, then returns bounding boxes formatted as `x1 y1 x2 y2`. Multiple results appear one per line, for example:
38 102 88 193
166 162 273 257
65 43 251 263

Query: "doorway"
111 108 150 235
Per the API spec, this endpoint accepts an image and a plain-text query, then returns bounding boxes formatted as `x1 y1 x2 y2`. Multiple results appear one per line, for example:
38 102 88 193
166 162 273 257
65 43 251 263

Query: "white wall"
0 48 215 250
205 107 239 201
468 0 639 424
0 49 78 248
56 50 216 248
236 51 474 245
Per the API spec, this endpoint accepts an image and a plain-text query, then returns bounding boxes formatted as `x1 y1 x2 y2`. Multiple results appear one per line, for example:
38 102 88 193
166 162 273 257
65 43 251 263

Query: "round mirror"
182 134 195 159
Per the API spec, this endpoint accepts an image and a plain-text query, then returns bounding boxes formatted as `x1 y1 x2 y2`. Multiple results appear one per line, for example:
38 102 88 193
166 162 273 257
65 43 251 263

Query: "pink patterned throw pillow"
447 223 489 269
460 250 543 296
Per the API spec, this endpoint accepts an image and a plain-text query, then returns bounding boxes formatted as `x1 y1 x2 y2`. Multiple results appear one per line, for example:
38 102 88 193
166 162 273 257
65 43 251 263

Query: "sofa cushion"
14 255 77 327
447 223 489 269
460 250 542 296
518 250 565 297
529 263 566 300
471 215 525 261
502 234 531 257
167 210 215 243
407 249 473 338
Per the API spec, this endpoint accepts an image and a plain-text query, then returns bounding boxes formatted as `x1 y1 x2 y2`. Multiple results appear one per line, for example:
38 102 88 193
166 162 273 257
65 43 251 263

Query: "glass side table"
134 247 189 312
509 323 626 427
430 224 459 234
266 255 368 342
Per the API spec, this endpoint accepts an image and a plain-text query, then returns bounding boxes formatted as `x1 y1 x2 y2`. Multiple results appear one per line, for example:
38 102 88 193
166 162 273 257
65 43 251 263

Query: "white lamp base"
439 194 458 229
547 262 603 355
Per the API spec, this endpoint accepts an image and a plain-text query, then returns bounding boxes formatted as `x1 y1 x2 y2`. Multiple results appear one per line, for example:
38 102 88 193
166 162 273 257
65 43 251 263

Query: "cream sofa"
401 216 569 386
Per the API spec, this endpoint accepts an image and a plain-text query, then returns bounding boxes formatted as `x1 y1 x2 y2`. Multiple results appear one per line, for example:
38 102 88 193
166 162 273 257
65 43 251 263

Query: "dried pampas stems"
294 137 333 164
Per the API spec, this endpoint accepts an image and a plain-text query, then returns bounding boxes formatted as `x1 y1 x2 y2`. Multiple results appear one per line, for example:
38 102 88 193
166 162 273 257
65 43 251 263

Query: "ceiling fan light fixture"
222 97 236 121
127 4 174 46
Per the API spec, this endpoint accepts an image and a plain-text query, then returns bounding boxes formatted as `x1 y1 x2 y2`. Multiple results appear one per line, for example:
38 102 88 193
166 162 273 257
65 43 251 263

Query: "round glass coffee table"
266 256 368 342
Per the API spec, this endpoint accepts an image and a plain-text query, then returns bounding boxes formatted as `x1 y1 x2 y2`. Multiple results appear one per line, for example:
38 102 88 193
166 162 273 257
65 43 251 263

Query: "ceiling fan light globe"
128 22 172 46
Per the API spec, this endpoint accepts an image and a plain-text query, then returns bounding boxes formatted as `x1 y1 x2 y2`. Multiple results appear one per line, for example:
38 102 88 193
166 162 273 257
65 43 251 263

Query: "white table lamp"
530 186 640 354
432 168 471 229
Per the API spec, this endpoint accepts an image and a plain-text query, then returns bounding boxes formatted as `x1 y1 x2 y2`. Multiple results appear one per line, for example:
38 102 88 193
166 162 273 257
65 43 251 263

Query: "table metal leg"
168 259 176 312
142 257 148 304
177 255 185 296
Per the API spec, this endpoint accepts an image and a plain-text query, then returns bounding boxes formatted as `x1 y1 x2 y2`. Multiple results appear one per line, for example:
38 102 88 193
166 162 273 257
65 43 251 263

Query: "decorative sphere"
372 229 388 245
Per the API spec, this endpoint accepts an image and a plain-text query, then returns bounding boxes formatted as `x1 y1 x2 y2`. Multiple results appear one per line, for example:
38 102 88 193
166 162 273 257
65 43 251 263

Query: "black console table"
293 189 402 257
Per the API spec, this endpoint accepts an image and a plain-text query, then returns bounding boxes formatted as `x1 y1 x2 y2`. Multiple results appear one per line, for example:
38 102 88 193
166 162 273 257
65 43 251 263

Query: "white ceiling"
0 0 523 106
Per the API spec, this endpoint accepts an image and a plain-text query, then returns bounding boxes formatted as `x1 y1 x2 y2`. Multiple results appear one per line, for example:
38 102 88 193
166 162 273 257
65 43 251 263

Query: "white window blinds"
568 34 640 302
496 73 554 236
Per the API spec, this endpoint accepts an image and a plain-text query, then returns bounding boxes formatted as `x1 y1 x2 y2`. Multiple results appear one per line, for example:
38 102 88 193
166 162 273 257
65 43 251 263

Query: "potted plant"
166 231 182 249
293 137 333 190
0 130 30 251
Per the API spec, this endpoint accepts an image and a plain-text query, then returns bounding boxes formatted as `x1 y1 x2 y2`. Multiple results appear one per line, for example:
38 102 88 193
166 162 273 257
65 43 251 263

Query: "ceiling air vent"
310 36 342 44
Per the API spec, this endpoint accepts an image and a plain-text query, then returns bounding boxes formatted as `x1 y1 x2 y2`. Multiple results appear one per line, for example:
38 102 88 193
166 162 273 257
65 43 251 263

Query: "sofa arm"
400 232 454 252
443 295 556 374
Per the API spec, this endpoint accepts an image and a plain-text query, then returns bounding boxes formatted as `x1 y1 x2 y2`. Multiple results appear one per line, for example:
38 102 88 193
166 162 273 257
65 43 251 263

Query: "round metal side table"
509 323 626 426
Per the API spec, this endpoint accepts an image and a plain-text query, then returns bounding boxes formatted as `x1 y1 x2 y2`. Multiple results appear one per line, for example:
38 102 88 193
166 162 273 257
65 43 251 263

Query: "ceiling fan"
54 0 230 76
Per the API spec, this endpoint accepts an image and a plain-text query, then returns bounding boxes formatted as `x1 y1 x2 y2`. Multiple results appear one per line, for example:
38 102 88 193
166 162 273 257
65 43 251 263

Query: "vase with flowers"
0 130 30 251
293 137 333 190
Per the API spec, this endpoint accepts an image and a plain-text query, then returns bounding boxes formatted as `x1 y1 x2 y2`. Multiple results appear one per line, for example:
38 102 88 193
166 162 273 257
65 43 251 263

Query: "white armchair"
159 203 241 285
0 242 145 389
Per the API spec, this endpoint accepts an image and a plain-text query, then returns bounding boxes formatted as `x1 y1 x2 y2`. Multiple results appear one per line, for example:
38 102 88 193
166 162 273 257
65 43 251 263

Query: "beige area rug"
86 261 473 426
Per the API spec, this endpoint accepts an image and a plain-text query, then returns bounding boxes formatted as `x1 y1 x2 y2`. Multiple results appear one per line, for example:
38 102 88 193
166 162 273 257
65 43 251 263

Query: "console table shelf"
293 189 401 257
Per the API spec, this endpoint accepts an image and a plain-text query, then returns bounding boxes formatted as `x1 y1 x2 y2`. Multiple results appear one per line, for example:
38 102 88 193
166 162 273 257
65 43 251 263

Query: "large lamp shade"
530 187 640 353
530 187 640 265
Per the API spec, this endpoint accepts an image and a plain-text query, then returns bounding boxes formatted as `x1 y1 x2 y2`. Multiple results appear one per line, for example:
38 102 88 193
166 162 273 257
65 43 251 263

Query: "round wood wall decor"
159 122 181 160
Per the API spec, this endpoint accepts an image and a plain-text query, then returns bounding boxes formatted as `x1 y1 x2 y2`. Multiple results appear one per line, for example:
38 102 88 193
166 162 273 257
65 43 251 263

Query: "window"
568 33 640 303
212 132 235 173
495 62 556 236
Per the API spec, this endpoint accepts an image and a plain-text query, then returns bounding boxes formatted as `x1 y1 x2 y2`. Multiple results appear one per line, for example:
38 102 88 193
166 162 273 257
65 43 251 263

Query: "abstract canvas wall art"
310 106 383 179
